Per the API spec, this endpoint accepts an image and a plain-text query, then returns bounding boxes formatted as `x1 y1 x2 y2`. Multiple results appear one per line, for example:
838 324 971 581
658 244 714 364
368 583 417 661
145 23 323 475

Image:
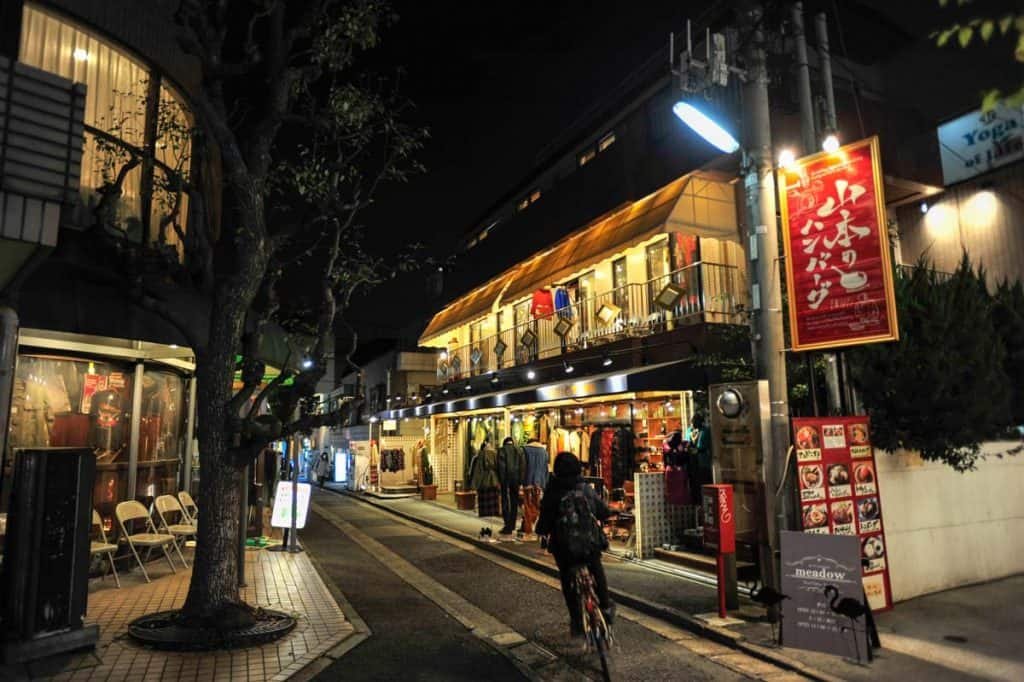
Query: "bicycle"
574 564 613 681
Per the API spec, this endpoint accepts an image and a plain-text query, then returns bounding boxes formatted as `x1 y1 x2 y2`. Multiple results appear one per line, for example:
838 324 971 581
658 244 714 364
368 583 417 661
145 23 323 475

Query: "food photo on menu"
802 502 830 533
849 422 869 445
830 500 856 534
854 462 877 495
862 534 887 571
827 463 852 497
858 496 882 532
799 464 825 500
822 424 847 449
796 424 821 450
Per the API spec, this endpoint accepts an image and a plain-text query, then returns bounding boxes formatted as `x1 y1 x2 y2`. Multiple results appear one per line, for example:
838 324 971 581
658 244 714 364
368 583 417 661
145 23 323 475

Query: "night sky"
345 1 704 340
341 0 1015 345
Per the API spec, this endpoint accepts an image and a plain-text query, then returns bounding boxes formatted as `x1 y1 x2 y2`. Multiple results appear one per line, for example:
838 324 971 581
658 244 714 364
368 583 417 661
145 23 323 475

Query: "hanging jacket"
554 288 574 319
523 443 550 488
496 438 526 487
611 427 637 488
469 444 500 490
531 289 555 319
588 427 604 475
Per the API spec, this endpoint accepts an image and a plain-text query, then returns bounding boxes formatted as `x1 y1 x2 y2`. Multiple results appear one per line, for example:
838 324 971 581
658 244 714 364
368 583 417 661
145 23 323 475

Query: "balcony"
438 262 747 382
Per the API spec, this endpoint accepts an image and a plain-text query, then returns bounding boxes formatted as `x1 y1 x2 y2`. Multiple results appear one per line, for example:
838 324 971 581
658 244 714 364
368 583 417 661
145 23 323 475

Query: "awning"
417 268 517 345
499 175 692 304
381 359 704 419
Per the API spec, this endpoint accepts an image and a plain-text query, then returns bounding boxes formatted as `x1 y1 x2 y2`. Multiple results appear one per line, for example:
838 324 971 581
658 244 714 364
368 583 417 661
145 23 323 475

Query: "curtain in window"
19 3 148 234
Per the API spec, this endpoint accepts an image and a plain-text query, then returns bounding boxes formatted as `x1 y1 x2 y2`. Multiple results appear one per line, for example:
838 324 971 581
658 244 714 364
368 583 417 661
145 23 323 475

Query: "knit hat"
553 451 581 478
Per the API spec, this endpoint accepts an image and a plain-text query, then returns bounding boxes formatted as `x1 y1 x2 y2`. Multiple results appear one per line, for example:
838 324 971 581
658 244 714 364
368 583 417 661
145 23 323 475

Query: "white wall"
877 441 1024 602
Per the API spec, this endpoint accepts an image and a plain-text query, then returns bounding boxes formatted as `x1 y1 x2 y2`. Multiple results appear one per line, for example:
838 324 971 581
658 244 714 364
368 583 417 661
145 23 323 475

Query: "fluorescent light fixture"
72 48 89 62
778 148 796 169
822 133 840 153
672 102 740 153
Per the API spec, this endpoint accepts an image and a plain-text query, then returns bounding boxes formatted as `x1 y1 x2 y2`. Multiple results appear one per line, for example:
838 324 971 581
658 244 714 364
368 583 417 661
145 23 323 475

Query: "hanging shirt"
531 289 554 319
553 288 574 319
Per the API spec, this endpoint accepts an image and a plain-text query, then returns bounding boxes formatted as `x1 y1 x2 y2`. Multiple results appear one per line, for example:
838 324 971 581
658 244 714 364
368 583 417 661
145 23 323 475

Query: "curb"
327 486 841 682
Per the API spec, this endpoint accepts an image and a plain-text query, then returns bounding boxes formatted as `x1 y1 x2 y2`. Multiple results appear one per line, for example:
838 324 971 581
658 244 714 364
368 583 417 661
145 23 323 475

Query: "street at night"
0 0 1022 680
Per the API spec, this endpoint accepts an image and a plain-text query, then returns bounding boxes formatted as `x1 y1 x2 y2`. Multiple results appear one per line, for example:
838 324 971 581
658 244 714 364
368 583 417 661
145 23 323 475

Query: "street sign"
778 136 899 351
780 530 865 658
271 481 311 529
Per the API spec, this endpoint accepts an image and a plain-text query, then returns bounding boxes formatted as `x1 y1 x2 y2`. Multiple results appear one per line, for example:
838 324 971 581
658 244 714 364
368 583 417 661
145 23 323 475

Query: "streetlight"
822 133 840 153
672 102 739 153
301 358 314 369
778 148 797 169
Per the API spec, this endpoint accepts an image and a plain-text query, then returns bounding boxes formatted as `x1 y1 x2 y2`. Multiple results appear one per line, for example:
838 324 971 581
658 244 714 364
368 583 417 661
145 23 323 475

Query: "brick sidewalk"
3 547 355 682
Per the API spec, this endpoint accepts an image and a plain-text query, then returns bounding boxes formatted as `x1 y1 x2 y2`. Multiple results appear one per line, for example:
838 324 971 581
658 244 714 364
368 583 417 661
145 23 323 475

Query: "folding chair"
91 510 120 588
177 490 198 524
154 495 196 568
115 500 178 583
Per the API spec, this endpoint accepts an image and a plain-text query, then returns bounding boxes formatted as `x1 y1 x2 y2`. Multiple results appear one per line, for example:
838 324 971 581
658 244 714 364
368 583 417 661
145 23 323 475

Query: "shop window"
5 355 134 533
151 85 194 262
578 147 596 167
136 369 186 505
598 131 616 151
612 256 628 310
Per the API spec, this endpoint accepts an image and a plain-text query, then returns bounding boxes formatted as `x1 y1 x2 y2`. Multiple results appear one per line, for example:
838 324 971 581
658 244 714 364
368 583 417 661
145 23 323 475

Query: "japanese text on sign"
779 137 899 351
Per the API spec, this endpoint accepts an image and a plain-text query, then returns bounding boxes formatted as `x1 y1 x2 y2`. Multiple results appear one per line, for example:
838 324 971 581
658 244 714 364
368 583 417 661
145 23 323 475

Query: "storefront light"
527 369 536 380
72 47 89 62
778 148 796 169
822 133 840 153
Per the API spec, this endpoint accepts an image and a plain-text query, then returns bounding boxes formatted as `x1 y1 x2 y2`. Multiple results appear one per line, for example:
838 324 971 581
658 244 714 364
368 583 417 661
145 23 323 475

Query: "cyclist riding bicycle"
536 452 615 637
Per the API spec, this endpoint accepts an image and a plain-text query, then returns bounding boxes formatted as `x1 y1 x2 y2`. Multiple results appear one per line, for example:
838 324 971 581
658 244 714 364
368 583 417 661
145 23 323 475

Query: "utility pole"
791 2 816 156
738 2 791 593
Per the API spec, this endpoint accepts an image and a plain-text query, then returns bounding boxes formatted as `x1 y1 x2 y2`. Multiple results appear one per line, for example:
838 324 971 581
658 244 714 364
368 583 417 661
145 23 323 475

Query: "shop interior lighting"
778 148 796 169
672 101 740 153
564 362 574 374
602 353 613 367
822 133 840 153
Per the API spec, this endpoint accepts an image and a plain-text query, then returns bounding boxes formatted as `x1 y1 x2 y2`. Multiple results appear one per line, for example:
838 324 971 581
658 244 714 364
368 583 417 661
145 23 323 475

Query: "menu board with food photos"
793 416 893 611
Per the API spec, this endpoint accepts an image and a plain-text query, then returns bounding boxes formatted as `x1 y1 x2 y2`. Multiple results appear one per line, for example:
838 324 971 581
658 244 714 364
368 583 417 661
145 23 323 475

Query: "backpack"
554 485 607 562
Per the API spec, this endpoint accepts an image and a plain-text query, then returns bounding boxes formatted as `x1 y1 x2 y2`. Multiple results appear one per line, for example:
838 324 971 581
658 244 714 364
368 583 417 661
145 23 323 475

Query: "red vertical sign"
702 484 735 554
778 137 899 351
793 416 893 611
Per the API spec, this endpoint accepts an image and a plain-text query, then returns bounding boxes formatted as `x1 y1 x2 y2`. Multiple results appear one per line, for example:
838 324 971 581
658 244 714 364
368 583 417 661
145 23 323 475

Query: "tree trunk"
179 191 269 626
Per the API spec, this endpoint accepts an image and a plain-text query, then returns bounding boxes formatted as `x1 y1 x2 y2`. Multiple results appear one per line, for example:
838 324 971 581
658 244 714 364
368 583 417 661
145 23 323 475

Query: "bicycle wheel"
596 634 611 682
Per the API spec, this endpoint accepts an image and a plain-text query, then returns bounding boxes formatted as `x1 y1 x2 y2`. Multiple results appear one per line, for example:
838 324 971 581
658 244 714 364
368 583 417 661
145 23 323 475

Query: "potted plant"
420 448 437 500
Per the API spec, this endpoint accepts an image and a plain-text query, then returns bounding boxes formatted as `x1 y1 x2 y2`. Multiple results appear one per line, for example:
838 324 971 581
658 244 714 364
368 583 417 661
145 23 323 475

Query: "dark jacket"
536 474 610 558
496 439 526 487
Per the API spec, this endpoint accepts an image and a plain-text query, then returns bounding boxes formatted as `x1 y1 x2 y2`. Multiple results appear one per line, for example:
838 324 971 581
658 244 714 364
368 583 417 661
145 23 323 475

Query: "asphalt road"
303 491 769 681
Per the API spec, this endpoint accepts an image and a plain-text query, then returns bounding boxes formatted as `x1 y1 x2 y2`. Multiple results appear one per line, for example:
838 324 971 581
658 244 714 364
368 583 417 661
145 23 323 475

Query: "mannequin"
496 437 526 535
521 438 549 535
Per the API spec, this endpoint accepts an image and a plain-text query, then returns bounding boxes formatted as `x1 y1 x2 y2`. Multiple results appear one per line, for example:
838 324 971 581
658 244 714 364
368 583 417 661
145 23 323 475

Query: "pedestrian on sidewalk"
315 451 331 488
536 452 614 637
497 437 525 535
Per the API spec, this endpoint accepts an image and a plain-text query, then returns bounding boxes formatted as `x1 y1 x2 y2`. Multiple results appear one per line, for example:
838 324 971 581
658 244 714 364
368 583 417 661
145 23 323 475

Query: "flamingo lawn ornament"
824 585 868 662
749 580 789 645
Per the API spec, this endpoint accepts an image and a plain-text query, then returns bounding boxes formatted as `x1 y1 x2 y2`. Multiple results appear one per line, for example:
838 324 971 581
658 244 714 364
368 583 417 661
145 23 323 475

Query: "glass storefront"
3 353 190 537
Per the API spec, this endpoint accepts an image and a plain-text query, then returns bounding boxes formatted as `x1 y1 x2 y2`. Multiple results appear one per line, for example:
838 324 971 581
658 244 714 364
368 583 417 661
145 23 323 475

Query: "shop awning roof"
381 358 702 419
419 174 698 345
499 174 693 305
